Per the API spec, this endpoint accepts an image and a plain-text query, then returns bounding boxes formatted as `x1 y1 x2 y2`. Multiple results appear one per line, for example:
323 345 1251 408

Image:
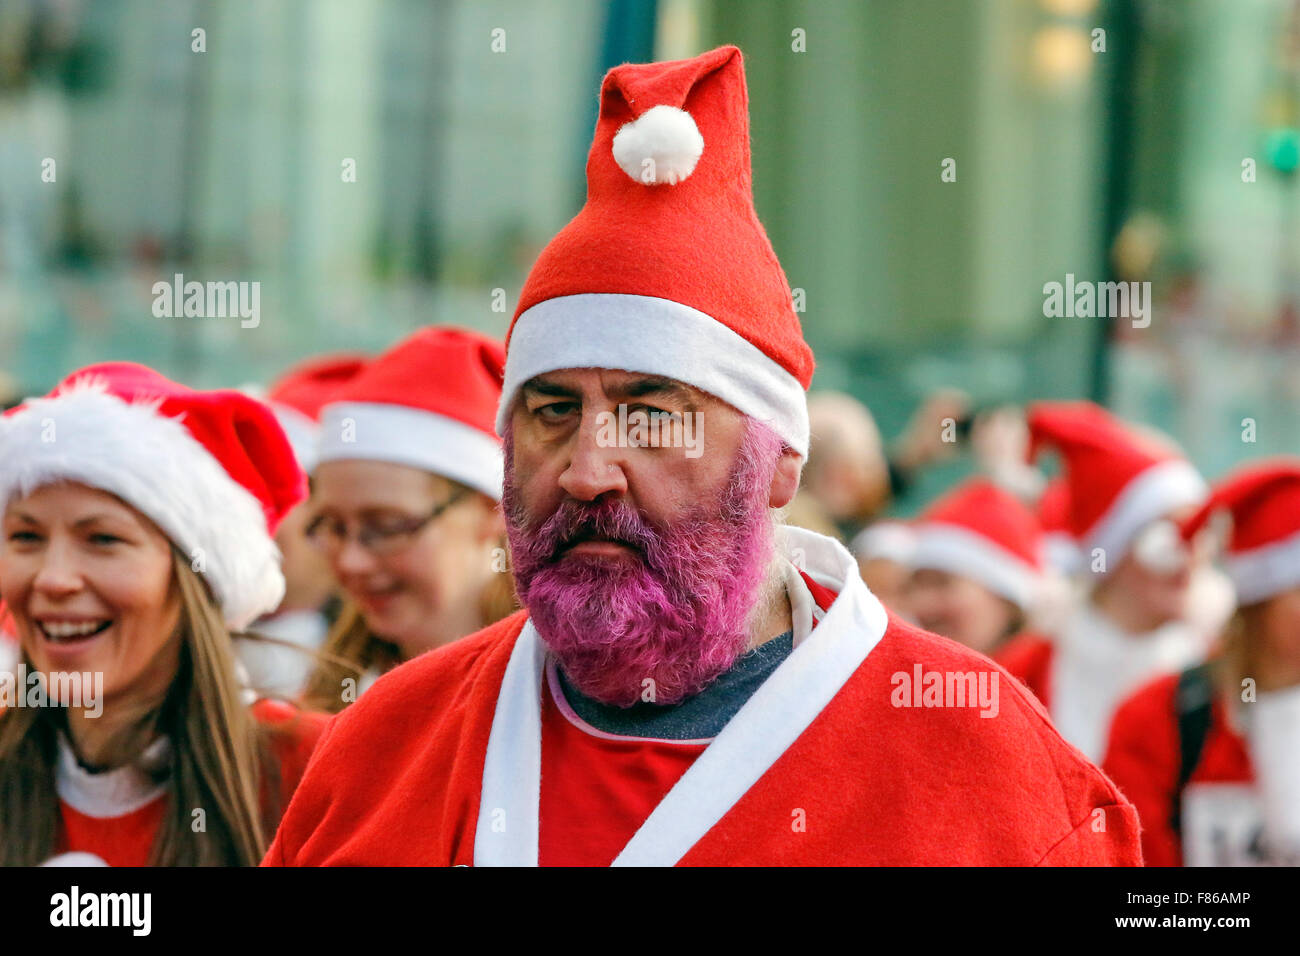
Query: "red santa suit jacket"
51 698 327 866
265 528 1141 866
1103 670 1299 867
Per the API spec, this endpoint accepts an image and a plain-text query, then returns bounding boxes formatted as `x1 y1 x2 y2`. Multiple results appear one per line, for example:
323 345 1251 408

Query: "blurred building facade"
2 0 1299 506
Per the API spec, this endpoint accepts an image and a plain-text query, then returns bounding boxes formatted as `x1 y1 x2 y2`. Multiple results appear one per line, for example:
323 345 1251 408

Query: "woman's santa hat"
0 363 305 630
266 353 368 472
317 326 506 500
1026 401 1206 571
1181 459 1300 605
909 478 1044 611
497 46 814 455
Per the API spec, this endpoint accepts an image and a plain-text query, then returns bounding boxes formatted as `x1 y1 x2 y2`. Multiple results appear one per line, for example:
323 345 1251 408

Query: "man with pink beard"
264 46 1140 866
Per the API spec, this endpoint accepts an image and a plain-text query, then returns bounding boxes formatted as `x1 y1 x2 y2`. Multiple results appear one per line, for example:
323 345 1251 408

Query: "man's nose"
557 413 629 502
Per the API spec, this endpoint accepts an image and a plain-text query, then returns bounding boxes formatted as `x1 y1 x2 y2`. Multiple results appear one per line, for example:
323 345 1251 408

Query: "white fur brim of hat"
496 293 811 456
316 402 503 501
1082 459 1207 574
0 382 284 630
910 522 1040 611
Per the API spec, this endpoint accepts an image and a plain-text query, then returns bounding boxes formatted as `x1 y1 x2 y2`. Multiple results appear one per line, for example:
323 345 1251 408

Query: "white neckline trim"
472 526 888 866
56 733 170 819
545 657 715 746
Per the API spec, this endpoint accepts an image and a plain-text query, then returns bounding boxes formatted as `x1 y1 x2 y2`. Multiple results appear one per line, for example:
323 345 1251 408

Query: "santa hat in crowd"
1181 459 1300 605
317 327 506 500
0 363 305 630
497 45 814 455
850 520 917 566
1026 401 1206 573
266 353 368 472
908 478 1044 611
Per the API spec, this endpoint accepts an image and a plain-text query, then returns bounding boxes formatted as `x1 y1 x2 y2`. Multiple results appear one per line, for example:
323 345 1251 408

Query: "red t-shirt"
55 698 328 866
537 571 839 867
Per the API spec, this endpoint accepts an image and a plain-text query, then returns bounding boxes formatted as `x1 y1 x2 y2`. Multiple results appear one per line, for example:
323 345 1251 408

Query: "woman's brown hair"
0 550 287 866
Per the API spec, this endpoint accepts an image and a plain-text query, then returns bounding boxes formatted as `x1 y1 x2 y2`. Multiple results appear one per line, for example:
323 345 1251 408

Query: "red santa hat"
496 46 814 455
266 353 368 472
909 478 1044 611
1181 459 1300 605
0 363 305 630
317 327 506 500
1026 401 1206 570
1037 478 1082 575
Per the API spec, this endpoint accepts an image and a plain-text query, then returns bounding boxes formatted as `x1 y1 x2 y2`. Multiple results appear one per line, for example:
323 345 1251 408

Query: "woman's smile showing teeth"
37 619 113 643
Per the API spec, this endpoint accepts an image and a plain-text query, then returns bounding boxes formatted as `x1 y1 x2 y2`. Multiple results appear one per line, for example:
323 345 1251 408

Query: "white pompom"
611 105 705 186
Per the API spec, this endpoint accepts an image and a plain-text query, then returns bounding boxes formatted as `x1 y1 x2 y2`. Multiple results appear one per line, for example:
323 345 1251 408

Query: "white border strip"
1084 459 1207 566
1226 526 1300 605
318 401 503 501
473 625 546 866
497 294 810 456
910 522 1039 610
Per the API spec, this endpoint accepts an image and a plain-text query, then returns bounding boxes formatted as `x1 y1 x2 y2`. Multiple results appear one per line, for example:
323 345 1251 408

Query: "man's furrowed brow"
612 377 696 406
522 376 580 398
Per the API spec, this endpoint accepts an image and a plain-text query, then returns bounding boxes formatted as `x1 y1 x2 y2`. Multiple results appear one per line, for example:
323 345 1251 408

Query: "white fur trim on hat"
317 402 503 501
270 402 320 473
1225 526 1300 605
910 523 1040 610
0 384 284 630
612 105 705 186
497 293 810 456
1084 459 1207 571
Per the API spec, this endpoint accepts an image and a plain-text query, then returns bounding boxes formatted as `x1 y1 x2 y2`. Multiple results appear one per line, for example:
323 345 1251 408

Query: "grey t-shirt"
555 631 795 740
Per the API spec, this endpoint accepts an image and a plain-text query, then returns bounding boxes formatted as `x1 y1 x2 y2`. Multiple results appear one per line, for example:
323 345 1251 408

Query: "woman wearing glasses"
300 327 514 713
0 363 327 865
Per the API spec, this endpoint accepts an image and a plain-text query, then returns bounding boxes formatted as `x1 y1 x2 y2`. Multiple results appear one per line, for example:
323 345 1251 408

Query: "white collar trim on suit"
56 733 170 819
472 525 889 867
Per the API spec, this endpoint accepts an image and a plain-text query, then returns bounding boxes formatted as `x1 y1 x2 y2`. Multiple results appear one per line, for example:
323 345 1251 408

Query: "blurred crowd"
1 334 1296 866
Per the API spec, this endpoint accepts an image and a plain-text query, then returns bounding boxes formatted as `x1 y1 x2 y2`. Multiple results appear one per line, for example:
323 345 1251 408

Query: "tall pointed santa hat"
909 478 1044 611
317 326 506 500
266 353 368 472
496 46 814 455
1026 401 1206 568
0 363 305 630
1181 459 1300 605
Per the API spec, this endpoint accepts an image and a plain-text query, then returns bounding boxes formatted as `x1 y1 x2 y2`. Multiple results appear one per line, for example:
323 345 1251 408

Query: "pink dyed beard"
503 420 784 707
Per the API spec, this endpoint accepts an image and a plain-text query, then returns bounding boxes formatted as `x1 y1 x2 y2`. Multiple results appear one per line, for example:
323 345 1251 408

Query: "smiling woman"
296 326 518 714
0 363 329 866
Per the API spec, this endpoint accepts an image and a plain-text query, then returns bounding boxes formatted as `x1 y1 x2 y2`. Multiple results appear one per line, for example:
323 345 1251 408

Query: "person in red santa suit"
264 46 1140 867
996 402 1224 762
297 327 516 713
904 478 1043 657
0 363 328 866
1104 460 1300 866
239 353 368 699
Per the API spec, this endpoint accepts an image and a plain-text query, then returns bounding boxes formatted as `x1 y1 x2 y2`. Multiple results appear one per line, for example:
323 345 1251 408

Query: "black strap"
1171 663 1215 836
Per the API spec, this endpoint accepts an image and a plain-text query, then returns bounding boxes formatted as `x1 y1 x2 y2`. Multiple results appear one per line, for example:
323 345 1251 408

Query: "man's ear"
768 448 803 509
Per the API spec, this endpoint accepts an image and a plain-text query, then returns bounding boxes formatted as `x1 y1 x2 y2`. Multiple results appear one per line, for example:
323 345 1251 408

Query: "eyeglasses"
304 489 469 557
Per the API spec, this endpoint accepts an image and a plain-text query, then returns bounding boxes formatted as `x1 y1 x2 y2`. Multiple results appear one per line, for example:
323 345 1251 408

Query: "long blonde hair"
0 550 285 866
